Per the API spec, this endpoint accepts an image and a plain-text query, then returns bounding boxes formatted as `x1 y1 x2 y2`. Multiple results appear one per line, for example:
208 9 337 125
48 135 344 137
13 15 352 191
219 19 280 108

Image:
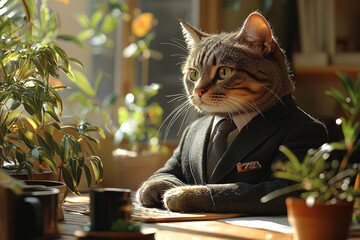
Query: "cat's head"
179 12 294 117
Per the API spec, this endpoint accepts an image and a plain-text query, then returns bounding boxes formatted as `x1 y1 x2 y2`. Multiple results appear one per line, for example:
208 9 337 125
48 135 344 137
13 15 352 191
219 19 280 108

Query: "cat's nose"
195 88 207 97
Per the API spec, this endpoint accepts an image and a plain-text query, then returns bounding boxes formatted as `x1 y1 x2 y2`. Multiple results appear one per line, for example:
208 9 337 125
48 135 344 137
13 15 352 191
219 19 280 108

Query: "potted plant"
0 0 103 195
66 2 168 190
112 83 169 190
261 72 360 240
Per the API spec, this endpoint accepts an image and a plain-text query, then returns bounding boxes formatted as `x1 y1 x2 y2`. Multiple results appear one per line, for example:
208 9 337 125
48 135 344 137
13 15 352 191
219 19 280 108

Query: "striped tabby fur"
180 12 295 118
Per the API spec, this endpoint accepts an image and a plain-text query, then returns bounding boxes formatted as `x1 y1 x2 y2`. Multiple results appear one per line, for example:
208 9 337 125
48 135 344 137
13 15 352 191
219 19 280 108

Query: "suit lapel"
189 116 213 185
209 115 278 183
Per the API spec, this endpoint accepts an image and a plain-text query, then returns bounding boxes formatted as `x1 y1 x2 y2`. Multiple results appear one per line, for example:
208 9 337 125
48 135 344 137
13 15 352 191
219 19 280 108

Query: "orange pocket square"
237 161 262 173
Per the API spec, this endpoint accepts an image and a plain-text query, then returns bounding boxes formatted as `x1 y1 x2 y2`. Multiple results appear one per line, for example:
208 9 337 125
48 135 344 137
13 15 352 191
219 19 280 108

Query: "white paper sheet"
219 216 294 234
219 216 360 234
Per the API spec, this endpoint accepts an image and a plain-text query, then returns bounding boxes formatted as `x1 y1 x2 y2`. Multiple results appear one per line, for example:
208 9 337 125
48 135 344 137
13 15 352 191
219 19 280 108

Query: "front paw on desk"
163 186 215 212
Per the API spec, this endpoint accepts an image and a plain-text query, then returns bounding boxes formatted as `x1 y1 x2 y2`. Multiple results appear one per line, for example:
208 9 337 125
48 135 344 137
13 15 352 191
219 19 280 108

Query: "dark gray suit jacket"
149 95 328 214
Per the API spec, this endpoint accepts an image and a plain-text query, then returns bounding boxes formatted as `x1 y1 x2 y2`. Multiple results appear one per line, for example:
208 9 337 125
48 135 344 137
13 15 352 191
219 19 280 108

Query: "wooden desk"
58 195 360 240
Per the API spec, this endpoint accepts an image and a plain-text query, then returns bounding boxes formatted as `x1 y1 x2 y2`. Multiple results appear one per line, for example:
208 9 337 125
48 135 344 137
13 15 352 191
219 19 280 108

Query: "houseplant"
112 83 170 190
0 0 103 194
67 2 168 189
261 72 360 240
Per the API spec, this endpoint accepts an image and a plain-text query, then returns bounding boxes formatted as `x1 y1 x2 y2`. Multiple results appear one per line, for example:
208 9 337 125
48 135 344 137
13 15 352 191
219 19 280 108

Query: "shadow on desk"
58 194 360 240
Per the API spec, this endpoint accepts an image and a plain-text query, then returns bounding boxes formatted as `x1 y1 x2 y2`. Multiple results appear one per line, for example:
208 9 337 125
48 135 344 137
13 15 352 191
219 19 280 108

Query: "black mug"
0 186 59 240
90 188 131 231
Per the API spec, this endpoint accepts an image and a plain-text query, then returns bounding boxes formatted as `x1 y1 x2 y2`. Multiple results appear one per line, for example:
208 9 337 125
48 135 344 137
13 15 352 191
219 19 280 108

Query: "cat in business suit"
136 12 328 214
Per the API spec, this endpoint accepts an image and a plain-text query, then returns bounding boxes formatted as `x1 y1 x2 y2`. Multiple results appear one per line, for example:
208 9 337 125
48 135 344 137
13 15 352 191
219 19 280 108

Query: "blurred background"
52 0 360 142
46 0 359 188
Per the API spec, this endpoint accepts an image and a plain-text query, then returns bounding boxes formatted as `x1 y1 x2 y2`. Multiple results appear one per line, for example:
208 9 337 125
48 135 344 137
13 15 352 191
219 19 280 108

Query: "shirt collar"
212 111 259 133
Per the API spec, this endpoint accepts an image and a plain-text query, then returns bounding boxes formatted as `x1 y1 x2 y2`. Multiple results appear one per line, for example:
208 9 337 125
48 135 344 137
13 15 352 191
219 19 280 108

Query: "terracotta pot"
24 180 67 221
6 169 54 180
286 197 354 240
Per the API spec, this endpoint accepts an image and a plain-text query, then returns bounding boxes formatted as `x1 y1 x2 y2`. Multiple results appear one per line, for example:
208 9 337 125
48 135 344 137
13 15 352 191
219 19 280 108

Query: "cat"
136 12 328 214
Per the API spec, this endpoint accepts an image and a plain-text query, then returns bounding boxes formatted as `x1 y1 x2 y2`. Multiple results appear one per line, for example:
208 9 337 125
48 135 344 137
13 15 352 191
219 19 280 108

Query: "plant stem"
58 165 62 181
338 145 353 173
140 51 150 87
21 0 31 23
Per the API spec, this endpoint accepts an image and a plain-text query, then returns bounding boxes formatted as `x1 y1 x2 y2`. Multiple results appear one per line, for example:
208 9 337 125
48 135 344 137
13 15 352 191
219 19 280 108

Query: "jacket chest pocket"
234 163 269 184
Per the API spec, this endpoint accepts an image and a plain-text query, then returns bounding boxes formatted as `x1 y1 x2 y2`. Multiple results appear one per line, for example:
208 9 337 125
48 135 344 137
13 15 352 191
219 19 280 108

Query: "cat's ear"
236 12 275 55
178 19 207 49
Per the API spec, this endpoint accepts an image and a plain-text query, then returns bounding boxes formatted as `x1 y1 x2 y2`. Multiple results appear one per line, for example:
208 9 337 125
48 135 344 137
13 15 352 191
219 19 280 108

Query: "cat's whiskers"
160 41 188 53
178 103 194 136
170 37 187 44
223 98 250 119
170 37 188 51
219 101 233 118
257 83 285 106
222 99 253 130
170 53 186 59
166 93 188 103
226 96 262 115
159 98 195 142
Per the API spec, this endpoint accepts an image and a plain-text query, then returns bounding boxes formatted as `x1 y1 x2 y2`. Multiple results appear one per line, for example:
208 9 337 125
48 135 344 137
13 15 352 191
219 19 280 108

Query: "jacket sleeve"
208 120 328 215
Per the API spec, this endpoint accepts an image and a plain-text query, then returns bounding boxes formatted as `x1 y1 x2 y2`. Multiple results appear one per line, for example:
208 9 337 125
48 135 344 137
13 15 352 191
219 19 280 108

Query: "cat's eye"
218 67 232 80
189 69 199 81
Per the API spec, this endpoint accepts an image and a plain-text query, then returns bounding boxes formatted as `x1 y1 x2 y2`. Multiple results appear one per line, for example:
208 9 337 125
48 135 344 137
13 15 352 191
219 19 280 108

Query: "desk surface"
58 195 360 240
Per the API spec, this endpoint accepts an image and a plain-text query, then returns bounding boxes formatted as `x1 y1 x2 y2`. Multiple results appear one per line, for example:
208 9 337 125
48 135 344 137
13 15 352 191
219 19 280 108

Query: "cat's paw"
136 180 175 208
163 186 215 212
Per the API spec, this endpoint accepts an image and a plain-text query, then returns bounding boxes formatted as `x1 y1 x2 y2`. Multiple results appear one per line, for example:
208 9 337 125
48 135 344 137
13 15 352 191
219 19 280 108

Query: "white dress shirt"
208 112 259 153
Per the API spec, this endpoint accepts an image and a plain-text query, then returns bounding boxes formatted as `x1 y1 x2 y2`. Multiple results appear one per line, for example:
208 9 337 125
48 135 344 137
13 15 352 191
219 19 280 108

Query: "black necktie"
207 119 236 180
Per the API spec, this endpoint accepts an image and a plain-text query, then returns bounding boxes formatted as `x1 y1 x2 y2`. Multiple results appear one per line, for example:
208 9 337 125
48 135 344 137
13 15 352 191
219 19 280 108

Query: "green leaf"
23 0 38 22
37 134 53 157
69 137 82 154
77 29 94 41
60 137 70 162
39 152 57 172
330 141 347 151
5 110 22 126
89 157 101 183
90 10 104 28
279 145 301 170
70 70 96 97
68 92 89 106
90 161 100 184
325 88 350 113
61 125 78 131
101 15 117 33
117 107 129 125
83 133 99 144
2 51 20 65
337 72 356 104
85 140 96 155
49 87 63 113
10 101 21 111
69 158 77 178
43 130 59 154
76 166 83 186
77 14 90 28
45 110 60 122
25 163 34 180
57 34 84 48
261 183 303 203
68 57 84 69
93 71 103 94
25 131 36 145
273 171 303 182
83 164 92 188
62 166 79 194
